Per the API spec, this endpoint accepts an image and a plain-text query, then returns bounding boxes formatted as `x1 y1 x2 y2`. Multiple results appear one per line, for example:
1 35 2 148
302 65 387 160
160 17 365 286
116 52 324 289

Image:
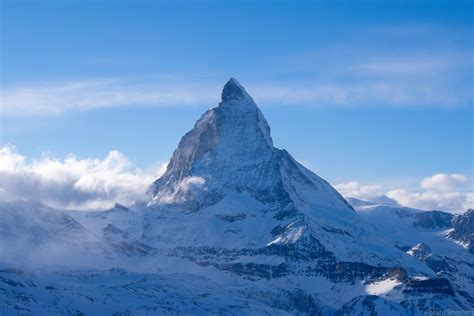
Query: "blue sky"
0 1 473 211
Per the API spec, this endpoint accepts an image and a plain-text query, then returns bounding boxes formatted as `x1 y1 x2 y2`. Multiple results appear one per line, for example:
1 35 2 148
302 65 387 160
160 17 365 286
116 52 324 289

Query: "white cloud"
334 181 384 201
336 173 473 213
0 145 166 210
464 193 474 211
1 146 471 214
386 189 469 213
420 173 467 191
179 176 206 192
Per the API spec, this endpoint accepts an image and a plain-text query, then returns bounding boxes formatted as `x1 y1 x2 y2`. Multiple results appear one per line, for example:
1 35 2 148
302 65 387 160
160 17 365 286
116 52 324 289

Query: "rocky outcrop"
413 210 454 229
447 209 474 253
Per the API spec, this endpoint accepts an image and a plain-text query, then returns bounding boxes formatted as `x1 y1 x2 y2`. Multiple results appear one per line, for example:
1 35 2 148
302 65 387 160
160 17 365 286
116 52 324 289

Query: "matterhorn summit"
149 78 353 216
146 79 428 266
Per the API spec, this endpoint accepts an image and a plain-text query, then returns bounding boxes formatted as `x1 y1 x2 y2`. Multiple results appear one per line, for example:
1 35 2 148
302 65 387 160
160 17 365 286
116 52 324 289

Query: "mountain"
149 78 353 215
0 200 158 268
0 199 94 267
1 79 473 315
147 78 424 269
349 198 474 308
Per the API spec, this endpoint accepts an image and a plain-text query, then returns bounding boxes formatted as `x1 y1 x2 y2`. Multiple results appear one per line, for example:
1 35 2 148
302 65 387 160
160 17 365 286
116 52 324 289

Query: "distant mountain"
0 200 92 266
0 79 472 315
349 197 474 308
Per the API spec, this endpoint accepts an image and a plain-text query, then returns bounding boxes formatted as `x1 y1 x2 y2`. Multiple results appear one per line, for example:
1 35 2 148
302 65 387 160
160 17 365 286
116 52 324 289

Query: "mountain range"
0 79 472 315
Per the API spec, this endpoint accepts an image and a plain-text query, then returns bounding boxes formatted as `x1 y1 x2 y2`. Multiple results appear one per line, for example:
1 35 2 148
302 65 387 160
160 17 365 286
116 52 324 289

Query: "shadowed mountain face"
448 209 474 253
0 79 472 315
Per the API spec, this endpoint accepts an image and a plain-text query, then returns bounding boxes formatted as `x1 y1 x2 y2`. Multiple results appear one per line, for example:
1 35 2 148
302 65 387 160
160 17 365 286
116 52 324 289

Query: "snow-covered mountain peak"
148 78 353 217
148 78 281 209
220 77 252 103
215 77 273 148
145 79 428 270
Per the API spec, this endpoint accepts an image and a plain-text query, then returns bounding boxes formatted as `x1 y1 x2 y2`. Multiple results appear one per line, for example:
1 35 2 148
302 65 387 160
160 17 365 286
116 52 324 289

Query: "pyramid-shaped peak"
149 77 353 218
221 78 252 103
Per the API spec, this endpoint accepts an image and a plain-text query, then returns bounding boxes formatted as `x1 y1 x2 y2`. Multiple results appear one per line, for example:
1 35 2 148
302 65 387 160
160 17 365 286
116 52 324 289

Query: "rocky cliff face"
448 209 474 253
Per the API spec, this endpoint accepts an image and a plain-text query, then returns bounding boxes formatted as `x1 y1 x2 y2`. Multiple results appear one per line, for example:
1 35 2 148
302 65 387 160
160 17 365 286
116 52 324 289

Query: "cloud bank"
335 173 474 213
1 146 471 213
0 146 166 210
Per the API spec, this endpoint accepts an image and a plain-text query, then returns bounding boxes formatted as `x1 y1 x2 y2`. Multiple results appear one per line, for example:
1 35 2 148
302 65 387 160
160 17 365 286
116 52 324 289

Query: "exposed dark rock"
447 209 474 253
413 211 454 229
103 223 129 239
403 277 454 296
335 295 408 316
215 212 246 222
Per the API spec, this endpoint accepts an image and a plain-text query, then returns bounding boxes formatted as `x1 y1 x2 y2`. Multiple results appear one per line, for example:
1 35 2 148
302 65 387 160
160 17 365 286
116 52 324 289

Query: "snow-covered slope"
350 197 474 308
0 79 472 315
0 200 102 267
0 263 309 315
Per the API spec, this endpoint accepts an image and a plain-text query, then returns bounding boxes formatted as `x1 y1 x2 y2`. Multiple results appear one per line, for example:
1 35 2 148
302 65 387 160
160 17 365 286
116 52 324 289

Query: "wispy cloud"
253 81 466 108
260 25 472 109
1 22 471 116
2 22 472 117
1 70 471 117
0 77 219 116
